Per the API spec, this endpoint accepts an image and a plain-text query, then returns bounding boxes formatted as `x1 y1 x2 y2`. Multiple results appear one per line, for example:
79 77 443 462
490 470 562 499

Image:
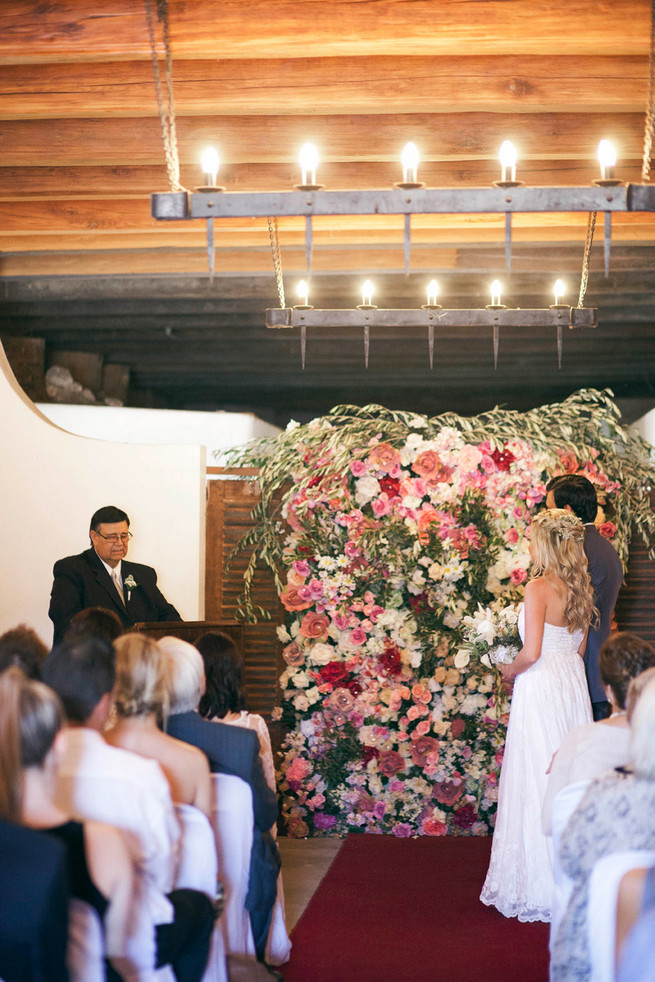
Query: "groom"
49 504 181 644
545 474 623 720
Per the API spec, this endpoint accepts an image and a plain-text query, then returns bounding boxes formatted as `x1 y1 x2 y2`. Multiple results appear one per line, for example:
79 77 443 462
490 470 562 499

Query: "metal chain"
577 210 597 308
144 0 185 192
267 217 286 308
642 0 655 182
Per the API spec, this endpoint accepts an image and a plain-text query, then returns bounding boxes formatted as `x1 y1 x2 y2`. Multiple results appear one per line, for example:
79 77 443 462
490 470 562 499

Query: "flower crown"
532 508 584 541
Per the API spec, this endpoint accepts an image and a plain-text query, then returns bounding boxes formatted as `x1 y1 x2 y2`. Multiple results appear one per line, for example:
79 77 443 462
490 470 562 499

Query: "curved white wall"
0 343 205 645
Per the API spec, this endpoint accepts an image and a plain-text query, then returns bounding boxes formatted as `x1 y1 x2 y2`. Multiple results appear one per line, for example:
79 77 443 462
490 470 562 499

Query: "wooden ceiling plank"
0 111 646 170
0 55 649 119
0 2 649 64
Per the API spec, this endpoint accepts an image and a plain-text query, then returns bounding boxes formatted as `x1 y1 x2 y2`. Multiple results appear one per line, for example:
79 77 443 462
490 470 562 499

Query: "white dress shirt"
54 726 180 926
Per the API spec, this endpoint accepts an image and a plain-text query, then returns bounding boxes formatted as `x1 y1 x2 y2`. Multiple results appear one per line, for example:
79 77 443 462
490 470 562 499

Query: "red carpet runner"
282 834 549 982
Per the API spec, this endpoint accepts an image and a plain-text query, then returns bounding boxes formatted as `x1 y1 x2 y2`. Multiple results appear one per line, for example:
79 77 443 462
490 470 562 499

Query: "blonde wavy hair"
113 632 169 721
529 508 597 633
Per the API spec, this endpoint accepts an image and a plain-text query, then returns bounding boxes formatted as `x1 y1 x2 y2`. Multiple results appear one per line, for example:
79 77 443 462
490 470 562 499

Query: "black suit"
49 546 181 644
583 524 624 709
166 710 280 961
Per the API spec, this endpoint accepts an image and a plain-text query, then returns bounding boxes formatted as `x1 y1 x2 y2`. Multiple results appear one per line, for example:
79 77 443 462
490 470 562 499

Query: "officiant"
49 505 181 644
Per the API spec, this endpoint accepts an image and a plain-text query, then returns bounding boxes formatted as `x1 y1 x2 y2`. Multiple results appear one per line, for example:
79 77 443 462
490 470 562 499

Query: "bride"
480 508 596 921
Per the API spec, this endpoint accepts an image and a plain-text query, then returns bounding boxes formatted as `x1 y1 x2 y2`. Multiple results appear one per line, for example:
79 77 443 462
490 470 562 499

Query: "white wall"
38 403 280 457
0 343 206 645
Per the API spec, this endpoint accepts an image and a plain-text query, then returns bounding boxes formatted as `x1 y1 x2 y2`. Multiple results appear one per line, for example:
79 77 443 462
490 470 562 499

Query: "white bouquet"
456 600 521 669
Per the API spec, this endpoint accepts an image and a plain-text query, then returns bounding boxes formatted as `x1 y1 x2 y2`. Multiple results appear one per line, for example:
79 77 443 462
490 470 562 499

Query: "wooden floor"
278 836 343 931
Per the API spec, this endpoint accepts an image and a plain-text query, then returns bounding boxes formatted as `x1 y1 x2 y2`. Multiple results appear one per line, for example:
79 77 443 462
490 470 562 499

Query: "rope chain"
267 217 286 308
642 0 655 182
144 0 184 192
577 210 597 308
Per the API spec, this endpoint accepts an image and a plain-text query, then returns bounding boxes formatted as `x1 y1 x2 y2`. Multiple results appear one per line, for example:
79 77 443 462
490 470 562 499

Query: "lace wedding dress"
480 605 592 921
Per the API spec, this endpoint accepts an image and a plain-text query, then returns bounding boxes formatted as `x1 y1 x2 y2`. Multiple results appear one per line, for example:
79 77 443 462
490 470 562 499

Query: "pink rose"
392 823 412 837
350 460 368 477
368 442 401 473
350 626 367 645
510 568 527 585
410 735 439 768
422 816 447 836
558 452 579 474
412 450 447 482
378 750 406 777
372 495 392 518
432 780 464 806
505 527 519 545
292 560 311 577
283 642 305 667
458 445 483 472
299 611 330 641
327 687 354 713
598 521 616 539
414 719 431 737
286 757 312 783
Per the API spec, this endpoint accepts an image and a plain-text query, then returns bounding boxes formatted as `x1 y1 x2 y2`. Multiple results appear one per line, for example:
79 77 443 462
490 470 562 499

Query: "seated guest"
44 636 215 982
160 636 280 964
195 631 276 796
49 505 182 644
65 606 125 643
104 633 211 820
0 667 138 980
551 669 655 982
0 623 49 679
543 632 655 832
0 819 69 982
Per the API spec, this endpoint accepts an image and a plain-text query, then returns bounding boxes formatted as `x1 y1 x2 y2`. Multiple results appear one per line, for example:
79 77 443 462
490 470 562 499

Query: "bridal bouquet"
457 600 521 669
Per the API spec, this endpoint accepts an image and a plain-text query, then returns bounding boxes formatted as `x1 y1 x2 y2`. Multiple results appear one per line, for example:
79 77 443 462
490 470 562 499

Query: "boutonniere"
123 574 137 601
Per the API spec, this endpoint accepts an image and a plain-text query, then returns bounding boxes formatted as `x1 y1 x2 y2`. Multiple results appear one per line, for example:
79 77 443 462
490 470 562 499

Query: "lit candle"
362 280 374 306
201 147 220 187
401 142 420 184
498 140 517 183
297 279 309 306
490 280 502 306
597 139 616 181
299 143 319 186
554 279 565 305
427 279 439 306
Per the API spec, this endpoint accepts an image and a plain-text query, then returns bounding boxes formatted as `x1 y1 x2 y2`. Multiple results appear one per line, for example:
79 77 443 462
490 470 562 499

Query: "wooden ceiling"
2 1 655 426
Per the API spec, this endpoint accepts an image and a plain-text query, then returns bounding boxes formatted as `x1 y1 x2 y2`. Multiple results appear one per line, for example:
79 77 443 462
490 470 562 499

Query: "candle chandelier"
145 0 655 371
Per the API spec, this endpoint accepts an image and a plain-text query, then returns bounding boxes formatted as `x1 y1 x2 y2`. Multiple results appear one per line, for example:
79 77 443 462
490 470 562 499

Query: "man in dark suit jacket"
547 474 624 720
49 505 181 644
160 636 280 965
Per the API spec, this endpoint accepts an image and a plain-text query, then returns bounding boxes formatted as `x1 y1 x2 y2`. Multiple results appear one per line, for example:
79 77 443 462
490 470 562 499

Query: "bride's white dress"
480 605 592 921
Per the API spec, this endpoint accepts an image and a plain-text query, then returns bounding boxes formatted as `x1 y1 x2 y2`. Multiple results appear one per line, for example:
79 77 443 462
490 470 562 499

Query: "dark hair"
65 607 124 643
43 637 115 723
600 632 655 710
545 474 598 524
195 632 245 719
89 506 129 532
0 625 49 679
0 667 64 822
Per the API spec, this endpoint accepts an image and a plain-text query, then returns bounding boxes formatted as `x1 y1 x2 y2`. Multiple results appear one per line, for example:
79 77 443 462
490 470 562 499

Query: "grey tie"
112 569 125 604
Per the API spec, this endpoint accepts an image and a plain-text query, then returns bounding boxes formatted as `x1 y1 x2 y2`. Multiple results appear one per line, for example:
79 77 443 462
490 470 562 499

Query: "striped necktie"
112 569 125 604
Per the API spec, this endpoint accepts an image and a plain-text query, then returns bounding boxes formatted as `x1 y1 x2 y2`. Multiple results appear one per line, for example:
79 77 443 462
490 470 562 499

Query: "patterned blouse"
551 769 655 982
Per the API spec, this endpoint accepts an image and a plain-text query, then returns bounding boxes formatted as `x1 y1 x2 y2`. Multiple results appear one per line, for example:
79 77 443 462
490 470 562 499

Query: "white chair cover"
174 803 228 982
211 774 256 956
588 849 655 982
549 779 590 952
210 774 291 966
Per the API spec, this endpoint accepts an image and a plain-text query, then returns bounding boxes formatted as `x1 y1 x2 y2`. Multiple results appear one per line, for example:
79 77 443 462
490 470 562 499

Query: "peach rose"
280 586 313 612
299 611 330 641
283 642 305 667
368 442 401 473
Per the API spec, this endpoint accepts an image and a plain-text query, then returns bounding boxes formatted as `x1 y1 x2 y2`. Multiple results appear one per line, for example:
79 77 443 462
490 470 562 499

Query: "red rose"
422 816 447 836
490 446 515 471
378 750 406 778
450 717 466 739
361 746 379 764
379 476 401 498
319 661 350 686
598 521 616 539
453 802 477 830
378 641 403 677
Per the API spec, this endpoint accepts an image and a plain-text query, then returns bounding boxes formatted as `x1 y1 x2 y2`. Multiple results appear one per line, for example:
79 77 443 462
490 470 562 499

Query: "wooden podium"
133 620 244 648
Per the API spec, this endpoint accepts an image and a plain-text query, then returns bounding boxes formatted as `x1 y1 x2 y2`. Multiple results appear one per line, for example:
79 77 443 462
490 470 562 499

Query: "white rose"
354 475 380 505
309 642 336 665
454 649 470 668
293 671 310 688
294 694 310 711
276 625 291 643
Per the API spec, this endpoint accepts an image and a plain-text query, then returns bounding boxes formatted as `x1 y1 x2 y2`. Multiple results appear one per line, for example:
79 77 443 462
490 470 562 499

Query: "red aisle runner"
283 834 549 982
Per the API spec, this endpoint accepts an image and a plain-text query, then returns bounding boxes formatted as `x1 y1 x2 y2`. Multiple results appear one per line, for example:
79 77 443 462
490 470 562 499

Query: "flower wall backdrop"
227 390 655 837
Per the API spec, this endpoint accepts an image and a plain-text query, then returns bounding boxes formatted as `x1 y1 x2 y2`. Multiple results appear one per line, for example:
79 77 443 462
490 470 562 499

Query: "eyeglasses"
94 531 133 544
